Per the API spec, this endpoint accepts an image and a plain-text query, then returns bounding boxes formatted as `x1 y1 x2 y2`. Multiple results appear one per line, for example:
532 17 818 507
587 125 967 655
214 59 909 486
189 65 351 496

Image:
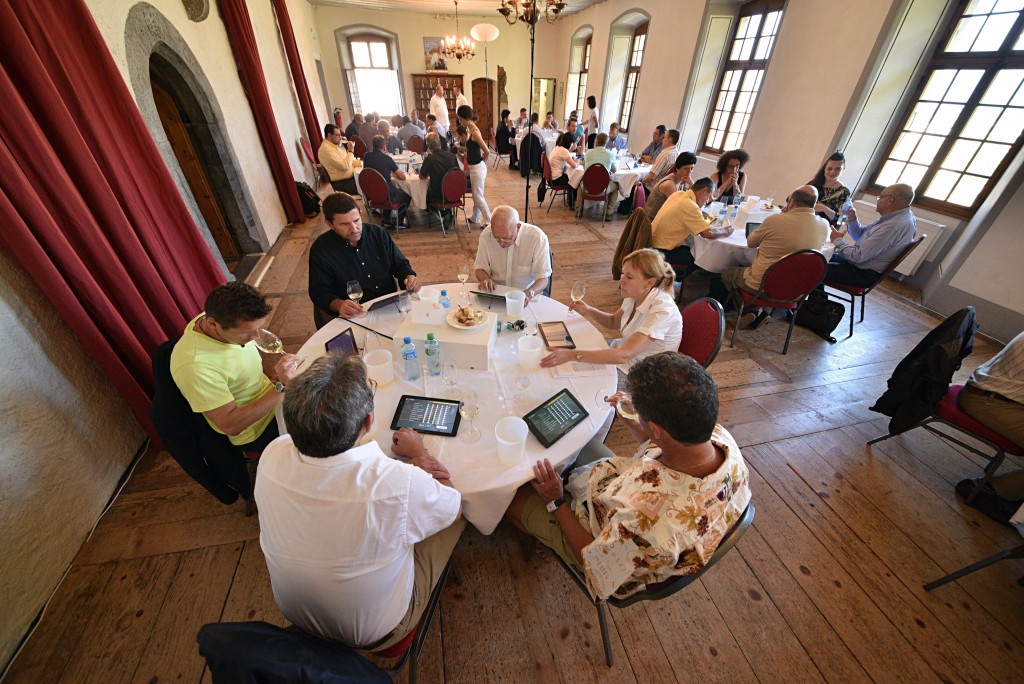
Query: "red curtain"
218 0 305 224
0 0 225 436
272 0 323 150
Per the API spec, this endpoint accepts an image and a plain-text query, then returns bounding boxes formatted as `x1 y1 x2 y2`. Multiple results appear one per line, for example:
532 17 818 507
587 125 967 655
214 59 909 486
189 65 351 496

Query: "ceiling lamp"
441 0 476 63
498 0 567 26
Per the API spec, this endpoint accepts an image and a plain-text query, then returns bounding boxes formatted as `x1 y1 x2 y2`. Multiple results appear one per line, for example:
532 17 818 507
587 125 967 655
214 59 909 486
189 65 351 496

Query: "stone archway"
123 2 265 277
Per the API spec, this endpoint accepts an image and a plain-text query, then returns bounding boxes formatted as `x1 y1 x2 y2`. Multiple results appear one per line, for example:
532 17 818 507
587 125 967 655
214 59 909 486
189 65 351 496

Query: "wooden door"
152 79 240 260
471 78 495 142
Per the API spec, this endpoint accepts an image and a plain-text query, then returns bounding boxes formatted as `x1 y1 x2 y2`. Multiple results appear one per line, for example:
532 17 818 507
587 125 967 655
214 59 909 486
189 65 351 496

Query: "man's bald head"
790 185 818 208
887 183 915 208
491 205 520 232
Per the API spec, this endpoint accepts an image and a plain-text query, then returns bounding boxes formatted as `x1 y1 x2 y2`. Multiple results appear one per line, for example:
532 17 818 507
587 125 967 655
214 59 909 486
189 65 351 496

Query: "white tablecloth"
687 208 835 273
354 152 430 211
567 163 652 203
277 284 616 535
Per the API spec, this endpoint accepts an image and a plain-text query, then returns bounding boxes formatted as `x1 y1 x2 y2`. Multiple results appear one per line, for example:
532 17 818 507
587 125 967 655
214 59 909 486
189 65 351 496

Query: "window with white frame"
871 0 1024 217
702 0 784 153
577 36 592 114
619 22 648 132
346 35 402 115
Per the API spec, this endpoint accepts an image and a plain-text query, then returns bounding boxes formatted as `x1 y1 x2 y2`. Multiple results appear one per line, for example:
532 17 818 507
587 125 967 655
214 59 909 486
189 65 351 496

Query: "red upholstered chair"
299 137 329 187
824 235 926 338
406 135 424 154
576 163 613 225
545 505 754 667
352 136 367 159
358 168 405 234
728 249 828 355
428 168 470 237
678 297 726 368
542 154 573 213
632 182 647 211
869 384 1024 503
370 560 455 684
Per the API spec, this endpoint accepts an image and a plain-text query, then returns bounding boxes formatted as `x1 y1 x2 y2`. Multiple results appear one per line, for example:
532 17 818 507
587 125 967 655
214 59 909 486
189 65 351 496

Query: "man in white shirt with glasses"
474 205 552 306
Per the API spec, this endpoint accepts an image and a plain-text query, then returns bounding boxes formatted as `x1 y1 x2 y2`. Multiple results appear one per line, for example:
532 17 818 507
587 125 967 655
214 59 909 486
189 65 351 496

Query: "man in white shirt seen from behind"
255 354 463 651
430 85 451 138
474 205 552 306
453 84 469 111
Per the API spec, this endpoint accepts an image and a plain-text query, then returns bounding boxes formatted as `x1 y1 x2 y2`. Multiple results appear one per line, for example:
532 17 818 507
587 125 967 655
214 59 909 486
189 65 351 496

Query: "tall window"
619 22 648 132
872 0 1024 217
346 35 401 114
703 0 784 152
577 36 592 113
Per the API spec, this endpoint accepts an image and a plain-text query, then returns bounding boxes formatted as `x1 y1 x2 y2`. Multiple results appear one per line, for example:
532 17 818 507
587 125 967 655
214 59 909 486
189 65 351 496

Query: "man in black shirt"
419 133 459 208
362 135 411 228
308 193 421 329
345 113 363 142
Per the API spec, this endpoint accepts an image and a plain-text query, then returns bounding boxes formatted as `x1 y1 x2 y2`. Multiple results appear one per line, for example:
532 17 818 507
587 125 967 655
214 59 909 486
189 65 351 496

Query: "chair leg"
848 296 855 338
461 207 471 233
782 301 804 355
924 543 1024 590
859 294 866 323
729 292 744 348
595 602 613 667
244 458 258 517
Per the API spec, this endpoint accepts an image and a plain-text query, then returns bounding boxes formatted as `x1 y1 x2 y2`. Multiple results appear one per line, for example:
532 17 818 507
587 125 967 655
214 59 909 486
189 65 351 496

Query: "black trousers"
330 177 358 195
824 259 882 288
656 245 695 279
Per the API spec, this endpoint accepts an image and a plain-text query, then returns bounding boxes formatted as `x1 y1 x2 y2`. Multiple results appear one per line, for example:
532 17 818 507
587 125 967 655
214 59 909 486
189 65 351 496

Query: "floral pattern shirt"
569 425 751 599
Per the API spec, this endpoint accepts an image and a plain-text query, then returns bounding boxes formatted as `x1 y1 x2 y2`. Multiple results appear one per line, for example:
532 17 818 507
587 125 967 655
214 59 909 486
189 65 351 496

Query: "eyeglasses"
876 194 894 201
368 378 377 396
493 227 519 245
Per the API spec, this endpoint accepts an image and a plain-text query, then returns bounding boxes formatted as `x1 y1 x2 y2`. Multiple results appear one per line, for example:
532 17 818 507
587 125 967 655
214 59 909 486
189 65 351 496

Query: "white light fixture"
441 0 475 63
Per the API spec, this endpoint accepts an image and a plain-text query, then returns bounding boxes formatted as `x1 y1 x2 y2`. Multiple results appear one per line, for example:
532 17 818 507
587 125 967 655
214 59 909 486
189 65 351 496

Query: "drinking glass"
456 261 471 292
513 372 532 409
255 329 304 368
346 280 366 318
397 291 412 314
569 280 587 315
458 389 481 443
615 393 639 420
442 358 459 390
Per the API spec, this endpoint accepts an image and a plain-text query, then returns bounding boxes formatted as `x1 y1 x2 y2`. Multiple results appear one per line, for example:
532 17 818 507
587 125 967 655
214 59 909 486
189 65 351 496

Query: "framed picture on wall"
423 37 448 72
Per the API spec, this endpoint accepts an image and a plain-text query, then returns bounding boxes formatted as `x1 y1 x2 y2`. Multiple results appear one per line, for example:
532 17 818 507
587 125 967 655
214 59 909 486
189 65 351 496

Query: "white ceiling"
310 0 606 19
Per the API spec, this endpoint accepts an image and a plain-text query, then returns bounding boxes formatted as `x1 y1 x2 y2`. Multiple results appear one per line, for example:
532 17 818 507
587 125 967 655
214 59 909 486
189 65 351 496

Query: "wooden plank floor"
7 163 1024 683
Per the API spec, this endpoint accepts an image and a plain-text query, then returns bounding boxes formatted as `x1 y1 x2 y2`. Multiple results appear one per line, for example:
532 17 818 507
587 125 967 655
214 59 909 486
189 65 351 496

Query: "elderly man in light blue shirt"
825 183 917 287
578 132 619 220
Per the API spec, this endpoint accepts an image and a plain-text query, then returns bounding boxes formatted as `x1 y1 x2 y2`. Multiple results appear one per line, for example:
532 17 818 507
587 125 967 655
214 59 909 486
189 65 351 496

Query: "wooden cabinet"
411 73 464 121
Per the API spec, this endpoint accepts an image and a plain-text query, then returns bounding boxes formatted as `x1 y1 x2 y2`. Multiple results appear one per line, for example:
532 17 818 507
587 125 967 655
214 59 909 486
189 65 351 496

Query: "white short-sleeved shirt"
255 437 461 647
474 223 552 291
549 146 574 181
611 287 683 372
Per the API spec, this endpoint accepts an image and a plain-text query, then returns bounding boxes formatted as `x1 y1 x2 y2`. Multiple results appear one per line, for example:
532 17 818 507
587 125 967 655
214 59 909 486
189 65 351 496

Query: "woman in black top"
457 105 492 227
710 149 749 205
808 151 851 225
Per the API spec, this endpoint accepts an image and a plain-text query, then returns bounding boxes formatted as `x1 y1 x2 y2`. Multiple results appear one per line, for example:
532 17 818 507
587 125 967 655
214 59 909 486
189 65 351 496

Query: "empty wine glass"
458 389 481 443
569 280 587 315
397 291 412 314
346 280 366 318
442 358 459 391
513 372 532 409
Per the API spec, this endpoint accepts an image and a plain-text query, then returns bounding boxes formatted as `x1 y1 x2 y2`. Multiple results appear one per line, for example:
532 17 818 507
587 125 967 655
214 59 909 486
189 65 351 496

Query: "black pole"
524 18 536 222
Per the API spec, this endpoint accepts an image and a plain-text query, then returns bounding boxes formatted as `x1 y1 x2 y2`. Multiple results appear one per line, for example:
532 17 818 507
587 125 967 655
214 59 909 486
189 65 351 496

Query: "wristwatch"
527 288 536 299
274 381 285 393
575 351 584 361
546 496 566 513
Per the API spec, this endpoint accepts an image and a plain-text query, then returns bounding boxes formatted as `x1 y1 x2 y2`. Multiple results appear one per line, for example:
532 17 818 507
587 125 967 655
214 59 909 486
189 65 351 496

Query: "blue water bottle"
439 289 452 311
424 333 441 376
401 337 420 381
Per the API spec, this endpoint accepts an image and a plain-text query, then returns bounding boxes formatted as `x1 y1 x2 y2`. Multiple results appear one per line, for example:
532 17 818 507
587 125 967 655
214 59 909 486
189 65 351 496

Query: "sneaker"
740 310 770 330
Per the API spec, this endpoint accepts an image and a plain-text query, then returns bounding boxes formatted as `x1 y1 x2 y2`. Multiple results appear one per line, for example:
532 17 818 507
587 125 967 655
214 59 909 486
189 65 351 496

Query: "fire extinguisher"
334 108 343 130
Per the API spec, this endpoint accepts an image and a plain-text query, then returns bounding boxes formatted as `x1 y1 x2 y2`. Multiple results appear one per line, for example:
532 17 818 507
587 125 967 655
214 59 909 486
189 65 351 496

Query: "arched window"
342 32 402 115
702 0 784 153
566 28 592 122
578 35 592 113
619 22 648 132
870 0 1024 218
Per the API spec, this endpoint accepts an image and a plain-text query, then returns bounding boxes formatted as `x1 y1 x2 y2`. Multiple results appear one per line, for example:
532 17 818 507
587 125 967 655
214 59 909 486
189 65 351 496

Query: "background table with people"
354 151 429 210
567 158 652 203
277 284 617 534
516 129 557 160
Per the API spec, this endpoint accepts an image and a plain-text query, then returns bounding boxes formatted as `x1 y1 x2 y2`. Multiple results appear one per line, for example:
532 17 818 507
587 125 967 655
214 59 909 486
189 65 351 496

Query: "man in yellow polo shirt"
171 282 300 452
651 177 732 274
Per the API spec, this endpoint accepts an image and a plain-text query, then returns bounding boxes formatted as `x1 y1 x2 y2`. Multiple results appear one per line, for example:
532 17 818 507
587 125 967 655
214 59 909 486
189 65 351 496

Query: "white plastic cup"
418 286 440 305
505 290 525 319
364 349 394 385
495 416 528 466
517 335 543 370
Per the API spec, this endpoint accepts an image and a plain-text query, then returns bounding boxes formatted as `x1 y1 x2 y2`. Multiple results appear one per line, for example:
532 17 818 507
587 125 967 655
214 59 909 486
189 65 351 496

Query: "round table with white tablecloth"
354 152 430 211
276 284 616 535
515 131 557 161
567 162 652 203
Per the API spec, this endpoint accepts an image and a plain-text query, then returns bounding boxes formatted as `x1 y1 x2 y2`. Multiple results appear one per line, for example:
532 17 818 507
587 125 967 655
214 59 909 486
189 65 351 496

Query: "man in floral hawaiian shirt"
506 352 751 600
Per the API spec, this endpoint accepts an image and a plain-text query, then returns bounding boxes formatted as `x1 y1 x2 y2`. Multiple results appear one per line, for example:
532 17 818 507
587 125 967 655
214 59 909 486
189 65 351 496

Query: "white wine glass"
255 329 305 368
569 280 587 315
614 393 639 420
456 261 471 292
458 389 481 443
346 280 366 318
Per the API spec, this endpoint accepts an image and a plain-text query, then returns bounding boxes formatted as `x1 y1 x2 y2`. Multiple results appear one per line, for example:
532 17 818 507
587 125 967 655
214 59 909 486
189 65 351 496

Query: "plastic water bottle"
401 337 420 381
424 333 441 376
717 207 727 227
841 197 854 212
439 289 452 311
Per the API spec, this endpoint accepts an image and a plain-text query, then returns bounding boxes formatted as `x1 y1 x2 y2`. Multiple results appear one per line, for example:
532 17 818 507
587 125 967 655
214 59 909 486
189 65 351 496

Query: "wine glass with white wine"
569 280 587 315
458 389 481 444
254 329 305 368
346 280 366 318
456 260 471 293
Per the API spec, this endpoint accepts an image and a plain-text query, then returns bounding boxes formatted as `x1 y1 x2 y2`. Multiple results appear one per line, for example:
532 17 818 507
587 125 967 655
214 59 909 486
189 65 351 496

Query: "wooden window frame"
619 22 648 133
576 36 592 113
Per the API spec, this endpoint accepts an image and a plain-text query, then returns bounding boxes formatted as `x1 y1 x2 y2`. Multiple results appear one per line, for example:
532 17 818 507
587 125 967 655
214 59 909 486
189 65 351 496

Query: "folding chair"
300 137 329 187
823 235 926 338
576 164 613 226
542 154 574 213
359 167 405 235
924 543 1024 590
546 505 754 667
728 250 828 355
407 135 425 154
428 168 470 238
678 297 726 368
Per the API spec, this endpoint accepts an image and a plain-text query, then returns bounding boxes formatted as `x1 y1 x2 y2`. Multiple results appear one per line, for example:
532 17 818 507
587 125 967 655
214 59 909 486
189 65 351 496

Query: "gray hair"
490 205 520 230
283 354 374 457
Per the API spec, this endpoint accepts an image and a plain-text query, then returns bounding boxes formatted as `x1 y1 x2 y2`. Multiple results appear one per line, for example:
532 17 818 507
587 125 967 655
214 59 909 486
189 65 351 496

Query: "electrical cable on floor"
0 437 151 681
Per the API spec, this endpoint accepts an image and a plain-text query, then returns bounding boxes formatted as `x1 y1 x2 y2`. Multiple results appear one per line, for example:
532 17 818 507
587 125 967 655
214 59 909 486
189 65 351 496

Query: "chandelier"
498 0 567 26
441 0 476 63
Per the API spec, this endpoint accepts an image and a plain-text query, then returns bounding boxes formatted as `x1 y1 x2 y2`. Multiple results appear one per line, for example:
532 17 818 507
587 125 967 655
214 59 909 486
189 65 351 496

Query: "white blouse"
611 287 683 373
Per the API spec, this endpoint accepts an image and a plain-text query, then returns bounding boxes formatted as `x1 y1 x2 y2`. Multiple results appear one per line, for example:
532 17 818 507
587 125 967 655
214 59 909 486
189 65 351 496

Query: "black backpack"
296 181 320 218
795 292 845 344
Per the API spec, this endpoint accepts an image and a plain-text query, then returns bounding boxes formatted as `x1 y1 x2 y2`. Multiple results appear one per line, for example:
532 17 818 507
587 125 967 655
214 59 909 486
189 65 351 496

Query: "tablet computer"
390 395 462 437
325 327 358 356
523 389 589 448
539 321 576 349
471 290 506 303
368 292 402 312
745 222 762 238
